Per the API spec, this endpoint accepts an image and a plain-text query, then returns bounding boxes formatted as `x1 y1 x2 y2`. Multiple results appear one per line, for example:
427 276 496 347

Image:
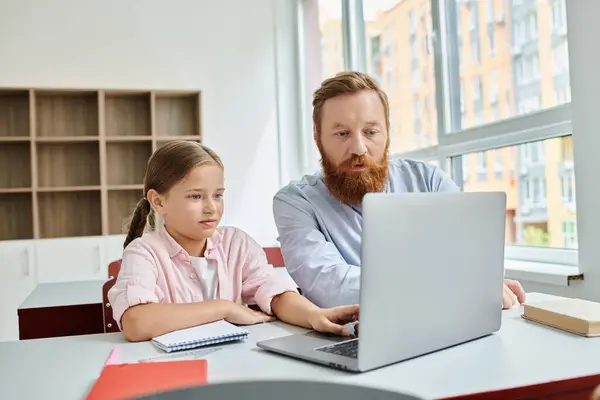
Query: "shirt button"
190 273 197 280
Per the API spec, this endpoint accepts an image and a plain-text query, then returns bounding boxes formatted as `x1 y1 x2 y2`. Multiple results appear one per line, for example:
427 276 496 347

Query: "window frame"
295 0 600 297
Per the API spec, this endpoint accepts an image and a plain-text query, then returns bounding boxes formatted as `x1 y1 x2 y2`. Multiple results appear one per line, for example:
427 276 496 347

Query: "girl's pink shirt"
107 226 298 329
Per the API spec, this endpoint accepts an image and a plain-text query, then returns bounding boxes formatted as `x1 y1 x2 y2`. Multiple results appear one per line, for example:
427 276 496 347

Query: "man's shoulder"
388 157 439 179
274 169 323 202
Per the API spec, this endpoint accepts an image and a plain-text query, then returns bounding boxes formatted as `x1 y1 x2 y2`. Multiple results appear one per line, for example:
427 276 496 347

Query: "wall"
0 0 302 246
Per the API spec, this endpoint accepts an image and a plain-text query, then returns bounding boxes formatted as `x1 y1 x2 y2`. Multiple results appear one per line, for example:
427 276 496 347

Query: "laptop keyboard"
316 339 358 358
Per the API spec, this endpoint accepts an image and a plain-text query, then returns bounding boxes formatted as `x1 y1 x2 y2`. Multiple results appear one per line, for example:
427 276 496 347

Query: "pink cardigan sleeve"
232 230 298 314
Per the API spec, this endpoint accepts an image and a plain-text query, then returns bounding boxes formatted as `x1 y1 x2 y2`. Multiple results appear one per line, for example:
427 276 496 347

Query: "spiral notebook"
151 320 249 352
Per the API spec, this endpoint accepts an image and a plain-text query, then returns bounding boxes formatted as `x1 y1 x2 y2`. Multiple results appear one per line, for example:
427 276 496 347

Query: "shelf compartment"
0 193 33 240
108 189 143 235
0 90 30 137
38 190 101 238
106 142 152 186
105 93 151 137
35 91 99 137
37 142 100 187
0 142 31 189
155 93 200 137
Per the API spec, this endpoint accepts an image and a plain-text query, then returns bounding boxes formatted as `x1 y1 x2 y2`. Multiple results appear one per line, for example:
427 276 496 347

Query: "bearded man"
273 71 525 310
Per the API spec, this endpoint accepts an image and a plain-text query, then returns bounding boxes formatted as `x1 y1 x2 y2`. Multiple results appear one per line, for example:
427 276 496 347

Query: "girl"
108 141 359 342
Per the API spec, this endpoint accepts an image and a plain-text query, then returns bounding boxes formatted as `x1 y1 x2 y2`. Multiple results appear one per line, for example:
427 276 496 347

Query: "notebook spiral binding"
154 331 249 353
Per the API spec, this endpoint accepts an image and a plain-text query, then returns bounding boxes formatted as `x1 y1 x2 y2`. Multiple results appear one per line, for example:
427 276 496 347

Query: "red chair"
102 247 287 333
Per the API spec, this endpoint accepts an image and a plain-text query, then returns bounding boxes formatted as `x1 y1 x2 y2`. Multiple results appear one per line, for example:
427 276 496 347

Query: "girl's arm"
121 300 230 342
271 292 359 336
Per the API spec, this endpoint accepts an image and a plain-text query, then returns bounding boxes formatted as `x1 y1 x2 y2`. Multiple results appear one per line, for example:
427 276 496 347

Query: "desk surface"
2 293 600 400
19 280 106 309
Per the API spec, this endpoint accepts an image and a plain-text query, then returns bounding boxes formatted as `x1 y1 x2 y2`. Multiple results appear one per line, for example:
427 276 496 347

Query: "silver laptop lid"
357 191 506 371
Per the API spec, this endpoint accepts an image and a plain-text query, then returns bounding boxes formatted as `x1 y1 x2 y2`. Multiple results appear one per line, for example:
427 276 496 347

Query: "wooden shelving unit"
0 88 201 240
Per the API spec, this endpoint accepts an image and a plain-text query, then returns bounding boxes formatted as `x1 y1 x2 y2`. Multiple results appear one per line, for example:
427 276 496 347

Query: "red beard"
317 140 389 206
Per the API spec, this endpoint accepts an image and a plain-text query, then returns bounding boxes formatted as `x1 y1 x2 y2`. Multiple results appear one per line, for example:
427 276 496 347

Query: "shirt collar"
159 224 222 259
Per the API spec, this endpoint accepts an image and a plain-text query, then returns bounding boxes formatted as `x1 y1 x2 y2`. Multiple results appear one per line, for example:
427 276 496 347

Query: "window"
562 221 578 249
458 138 574 248
364 0 438 153
316 1 344 81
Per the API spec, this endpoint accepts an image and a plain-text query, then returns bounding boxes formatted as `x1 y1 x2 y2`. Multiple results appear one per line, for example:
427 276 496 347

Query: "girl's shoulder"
123 231 170 259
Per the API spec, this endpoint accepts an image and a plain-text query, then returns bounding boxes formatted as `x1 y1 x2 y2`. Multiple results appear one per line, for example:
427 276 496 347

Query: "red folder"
86 359 207 400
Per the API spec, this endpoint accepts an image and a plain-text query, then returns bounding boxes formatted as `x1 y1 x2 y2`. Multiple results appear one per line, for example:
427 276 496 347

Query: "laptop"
257 191 507 372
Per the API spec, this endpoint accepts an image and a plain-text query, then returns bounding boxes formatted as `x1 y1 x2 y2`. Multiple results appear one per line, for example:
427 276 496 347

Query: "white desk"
1 293 600 400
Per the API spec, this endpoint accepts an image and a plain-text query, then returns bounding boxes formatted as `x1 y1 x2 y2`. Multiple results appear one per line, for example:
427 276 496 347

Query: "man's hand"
224 302 276 325
307 304 359 336
502 279 526 309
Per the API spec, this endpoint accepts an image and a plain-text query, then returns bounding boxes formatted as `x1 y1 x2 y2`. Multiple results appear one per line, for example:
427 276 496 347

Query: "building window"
471 37 481 64
561 170 576 205
562 221 578 249
486 0 494 23
462 154 470 182
494 149 503 179
473 75 482 103
488 27 496 55
476 151 487 181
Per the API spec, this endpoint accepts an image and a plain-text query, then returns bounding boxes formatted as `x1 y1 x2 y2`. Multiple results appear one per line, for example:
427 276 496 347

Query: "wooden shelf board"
0 188 32 194
105 136 152 142
36 136 100 142
37 185 101 193
107 184 144 191
156 136 200 141
0 137 31 142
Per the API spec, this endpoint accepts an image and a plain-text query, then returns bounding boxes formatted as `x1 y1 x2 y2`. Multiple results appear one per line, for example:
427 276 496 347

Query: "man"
273 70 526 309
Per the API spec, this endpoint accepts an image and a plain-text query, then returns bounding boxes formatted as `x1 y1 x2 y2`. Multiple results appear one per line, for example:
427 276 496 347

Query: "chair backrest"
102 277 120 333
101 247 285 333
264 247 285 267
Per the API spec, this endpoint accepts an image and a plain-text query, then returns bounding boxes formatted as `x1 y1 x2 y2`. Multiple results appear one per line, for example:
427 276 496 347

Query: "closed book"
522 297 600 337
86 359 207 400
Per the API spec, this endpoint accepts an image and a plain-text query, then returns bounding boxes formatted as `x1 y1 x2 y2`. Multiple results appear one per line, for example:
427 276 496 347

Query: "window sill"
505 259 583 287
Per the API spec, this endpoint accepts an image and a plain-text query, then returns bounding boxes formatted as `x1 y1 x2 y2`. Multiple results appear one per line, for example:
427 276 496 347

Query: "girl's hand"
224 302 276 326
307 304 359 336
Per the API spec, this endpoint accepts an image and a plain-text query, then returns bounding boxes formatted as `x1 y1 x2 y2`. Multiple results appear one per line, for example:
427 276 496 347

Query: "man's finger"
329 304 360 323
506 279 527 303
318 318 350 336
